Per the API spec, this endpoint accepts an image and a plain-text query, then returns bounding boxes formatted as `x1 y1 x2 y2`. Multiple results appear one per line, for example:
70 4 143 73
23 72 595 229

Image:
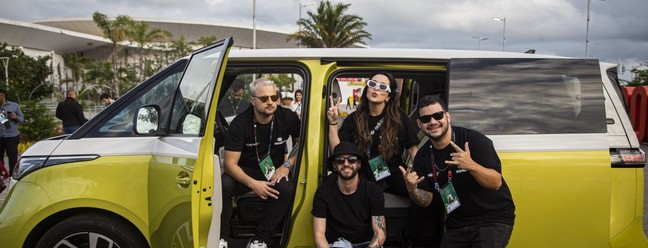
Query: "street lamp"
493 17 506 51
471 36 488 50
298 2 314 48
252 0 257 49
586 0 606 58
0 57 8 89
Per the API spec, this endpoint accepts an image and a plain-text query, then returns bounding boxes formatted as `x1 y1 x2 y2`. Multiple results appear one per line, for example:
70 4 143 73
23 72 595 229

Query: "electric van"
0 38 645 247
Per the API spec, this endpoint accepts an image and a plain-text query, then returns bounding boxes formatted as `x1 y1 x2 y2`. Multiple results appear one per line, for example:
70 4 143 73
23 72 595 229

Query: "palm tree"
288 1 372 48
193 35 218 47
170 36 193 58
62 53 93 91
127 21 172 81
92 11 134 97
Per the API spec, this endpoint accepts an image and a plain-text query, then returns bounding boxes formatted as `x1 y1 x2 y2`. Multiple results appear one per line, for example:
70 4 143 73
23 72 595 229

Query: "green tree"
267 74 297 93
92 11 134 97
627 67 648 86
193 35 218 47
18 101 57 142
127 21 172 81
0 42 52 102
170 35 193 58
62 53 93 90
288 1 372 48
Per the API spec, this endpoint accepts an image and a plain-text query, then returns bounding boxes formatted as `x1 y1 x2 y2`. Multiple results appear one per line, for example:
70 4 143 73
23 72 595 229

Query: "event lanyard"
253 117 274 163
367 117 384 158
430 130 455 191
230 98 241 115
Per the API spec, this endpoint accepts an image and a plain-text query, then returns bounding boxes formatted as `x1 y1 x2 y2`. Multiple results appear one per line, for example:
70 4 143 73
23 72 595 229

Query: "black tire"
35 213 148 248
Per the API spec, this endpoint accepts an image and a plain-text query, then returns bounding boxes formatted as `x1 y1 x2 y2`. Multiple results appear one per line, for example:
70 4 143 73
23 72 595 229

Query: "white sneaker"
246 239 267 248
219 239 228 248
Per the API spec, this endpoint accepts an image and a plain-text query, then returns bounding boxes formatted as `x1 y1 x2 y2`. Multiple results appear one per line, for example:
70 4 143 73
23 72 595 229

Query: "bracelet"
329 122 338 125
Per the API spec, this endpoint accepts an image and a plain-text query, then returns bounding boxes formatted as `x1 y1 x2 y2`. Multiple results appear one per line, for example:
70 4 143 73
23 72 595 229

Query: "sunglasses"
418 111 445 123
366 79 392 93
334 156 359 165
254 95 279 103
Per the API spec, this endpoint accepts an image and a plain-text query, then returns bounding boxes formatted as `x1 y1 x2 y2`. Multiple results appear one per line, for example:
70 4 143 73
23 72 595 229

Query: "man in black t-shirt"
312 142 386 248
400 95 515 248
220 78 300 248
218 78 251 121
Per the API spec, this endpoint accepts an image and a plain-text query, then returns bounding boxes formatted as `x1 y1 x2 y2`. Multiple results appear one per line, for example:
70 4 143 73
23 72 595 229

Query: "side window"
88 60 186 137
448 58 606 134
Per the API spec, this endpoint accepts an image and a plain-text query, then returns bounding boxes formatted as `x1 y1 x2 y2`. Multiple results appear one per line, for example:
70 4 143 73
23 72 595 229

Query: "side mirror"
134 105 160 135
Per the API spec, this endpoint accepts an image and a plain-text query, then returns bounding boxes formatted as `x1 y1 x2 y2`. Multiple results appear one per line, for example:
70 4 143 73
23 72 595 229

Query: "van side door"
447 58 609 247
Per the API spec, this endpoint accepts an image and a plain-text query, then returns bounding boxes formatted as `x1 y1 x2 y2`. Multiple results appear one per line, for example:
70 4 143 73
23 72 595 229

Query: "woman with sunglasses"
327 72 419 196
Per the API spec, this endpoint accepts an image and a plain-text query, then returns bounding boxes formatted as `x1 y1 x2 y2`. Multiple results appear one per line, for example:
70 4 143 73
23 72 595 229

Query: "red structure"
622 86 648 142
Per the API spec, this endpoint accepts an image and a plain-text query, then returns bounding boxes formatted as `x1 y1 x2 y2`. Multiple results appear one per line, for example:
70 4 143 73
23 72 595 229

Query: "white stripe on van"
488 133 608 152
44 137 201 158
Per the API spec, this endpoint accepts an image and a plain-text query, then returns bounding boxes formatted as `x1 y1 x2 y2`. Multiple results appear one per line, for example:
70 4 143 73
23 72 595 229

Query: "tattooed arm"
400 166 433 207
369 216 386 248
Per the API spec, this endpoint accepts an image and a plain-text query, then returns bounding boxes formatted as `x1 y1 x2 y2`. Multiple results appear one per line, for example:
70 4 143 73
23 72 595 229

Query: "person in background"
290 89 303 118
312 142 386 248
0 89 24 175
56 89 88 134
401 95 515 248
219 78 251 119
99 93 114 108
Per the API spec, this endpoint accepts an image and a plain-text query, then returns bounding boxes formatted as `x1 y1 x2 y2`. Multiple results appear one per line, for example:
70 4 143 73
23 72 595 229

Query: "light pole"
0 57 8 89
252 0 257 49
586 0 606 58
494 17 506 51
298 2 314 48
471 36 488 50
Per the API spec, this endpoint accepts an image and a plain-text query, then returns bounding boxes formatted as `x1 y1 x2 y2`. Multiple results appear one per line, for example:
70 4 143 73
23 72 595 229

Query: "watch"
282 161 291 168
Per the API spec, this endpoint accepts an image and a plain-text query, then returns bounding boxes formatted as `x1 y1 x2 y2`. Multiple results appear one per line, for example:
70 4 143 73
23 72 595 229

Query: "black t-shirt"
218 97 251 118
225 106 300 170
413 126 515 229
312 175 385 244
338 109 419 168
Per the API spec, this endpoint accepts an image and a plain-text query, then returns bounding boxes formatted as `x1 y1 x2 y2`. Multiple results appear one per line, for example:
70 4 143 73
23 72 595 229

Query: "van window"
448 58 606 135
87 60 186 137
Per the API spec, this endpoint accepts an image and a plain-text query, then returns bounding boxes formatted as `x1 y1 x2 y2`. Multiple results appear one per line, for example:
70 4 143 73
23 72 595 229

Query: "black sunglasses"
418 111 445 123
254 95 279 103
334 156 359 165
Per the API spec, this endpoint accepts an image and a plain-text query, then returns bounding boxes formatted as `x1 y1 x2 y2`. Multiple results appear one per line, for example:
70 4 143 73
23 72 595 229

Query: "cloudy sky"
2 0 647 80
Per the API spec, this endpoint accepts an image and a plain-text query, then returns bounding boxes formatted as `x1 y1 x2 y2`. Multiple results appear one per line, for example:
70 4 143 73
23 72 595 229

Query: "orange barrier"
624 86 648 142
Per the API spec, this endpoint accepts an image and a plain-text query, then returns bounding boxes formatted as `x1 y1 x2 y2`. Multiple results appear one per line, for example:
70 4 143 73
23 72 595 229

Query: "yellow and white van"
0 38 645 247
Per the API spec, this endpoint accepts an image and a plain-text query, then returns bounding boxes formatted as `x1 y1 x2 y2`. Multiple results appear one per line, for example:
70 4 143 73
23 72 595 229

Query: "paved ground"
1 145 648 238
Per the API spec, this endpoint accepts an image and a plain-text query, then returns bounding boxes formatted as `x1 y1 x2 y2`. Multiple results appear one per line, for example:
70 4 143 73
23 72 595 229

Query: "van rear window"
448 58 606 135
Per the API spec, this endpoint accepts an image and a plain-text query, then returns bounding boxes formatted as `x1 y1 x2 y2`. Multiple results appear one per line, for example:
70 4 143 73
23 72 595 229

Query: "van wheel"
35 213 147 248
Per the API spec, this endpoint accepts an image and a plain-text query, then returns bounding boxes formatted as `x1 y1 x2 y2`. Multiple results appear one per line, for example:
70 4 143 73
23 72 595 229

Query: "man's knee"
274 180 295 196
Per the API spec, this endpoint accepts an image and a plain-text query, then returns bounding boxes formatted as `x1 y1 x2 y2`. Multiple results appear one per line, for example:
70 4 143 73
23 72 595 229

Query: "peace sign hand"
399 165 424 192
327 95 341 124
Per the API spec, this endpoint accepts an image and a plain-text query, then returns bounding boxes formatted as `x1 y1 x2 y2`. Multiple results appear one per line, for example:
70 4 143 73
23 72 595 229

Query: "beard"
338 166 359 180
426 120 450 142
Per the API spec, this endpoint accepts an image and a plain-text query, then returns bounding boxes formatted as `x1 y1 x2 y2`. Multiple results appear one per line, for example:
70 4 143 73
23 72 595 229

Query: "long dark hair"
353 72 402 160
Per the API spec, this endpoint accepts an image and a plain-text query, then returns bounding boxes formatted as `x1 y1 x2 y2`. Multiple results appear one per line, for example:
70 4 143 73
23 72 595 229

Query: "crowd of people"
217 73 516 248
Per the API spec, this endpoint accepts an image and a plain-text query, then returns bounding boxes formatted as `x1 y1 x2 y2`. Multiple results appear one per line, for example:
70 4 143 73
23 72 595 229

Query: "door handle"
175 171 191 188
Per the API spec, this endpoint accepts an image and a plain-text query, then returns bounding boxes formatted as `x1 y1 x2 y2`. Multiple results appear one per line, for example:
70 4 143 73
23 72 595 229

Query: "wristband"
329 122 338 125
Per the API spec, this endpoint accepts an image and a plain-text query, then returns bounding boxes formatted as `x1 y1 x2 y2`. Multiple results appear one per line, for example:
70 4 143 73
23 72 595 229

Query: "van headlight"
13 157 48 180
14 155 100 180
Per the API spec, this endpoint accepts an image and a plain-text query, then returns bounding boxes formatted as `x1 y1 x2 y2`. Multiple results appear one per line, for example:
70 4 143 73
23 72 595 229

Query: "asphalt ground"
1 145 648 238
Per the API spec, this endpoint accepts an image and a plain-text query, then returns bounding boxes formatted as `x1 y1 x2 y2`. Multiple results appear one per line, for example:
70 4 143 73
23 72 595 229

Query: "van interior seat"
383 192 412 208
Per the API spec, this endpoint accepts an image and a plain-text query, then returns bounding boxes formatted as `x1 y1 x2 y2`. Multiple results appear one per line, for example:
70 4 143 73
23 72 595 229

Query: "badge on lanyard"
259 155 275 181
368 155 390 181
440 182 461 214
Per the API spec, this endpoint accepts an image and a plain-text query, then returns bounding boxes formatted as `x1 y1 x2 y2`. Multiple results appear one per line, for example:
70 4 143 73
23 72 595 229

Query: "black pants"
406 193 445 248
0 135 19 175
220 167 294 241
441 223 513 248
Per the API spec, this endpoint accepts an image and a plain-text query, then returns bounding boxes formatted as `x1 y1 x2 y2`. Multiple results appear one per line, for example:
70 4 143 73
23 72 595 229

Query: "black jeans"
441 223 513 248
0 135 19 175
220 167 294 241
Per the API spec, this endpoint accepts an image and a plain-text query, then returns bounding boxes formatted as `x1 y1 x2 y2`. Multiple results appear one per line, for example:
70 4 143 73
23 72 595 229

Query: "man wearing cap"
312 142 386 248
220 78 300 248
